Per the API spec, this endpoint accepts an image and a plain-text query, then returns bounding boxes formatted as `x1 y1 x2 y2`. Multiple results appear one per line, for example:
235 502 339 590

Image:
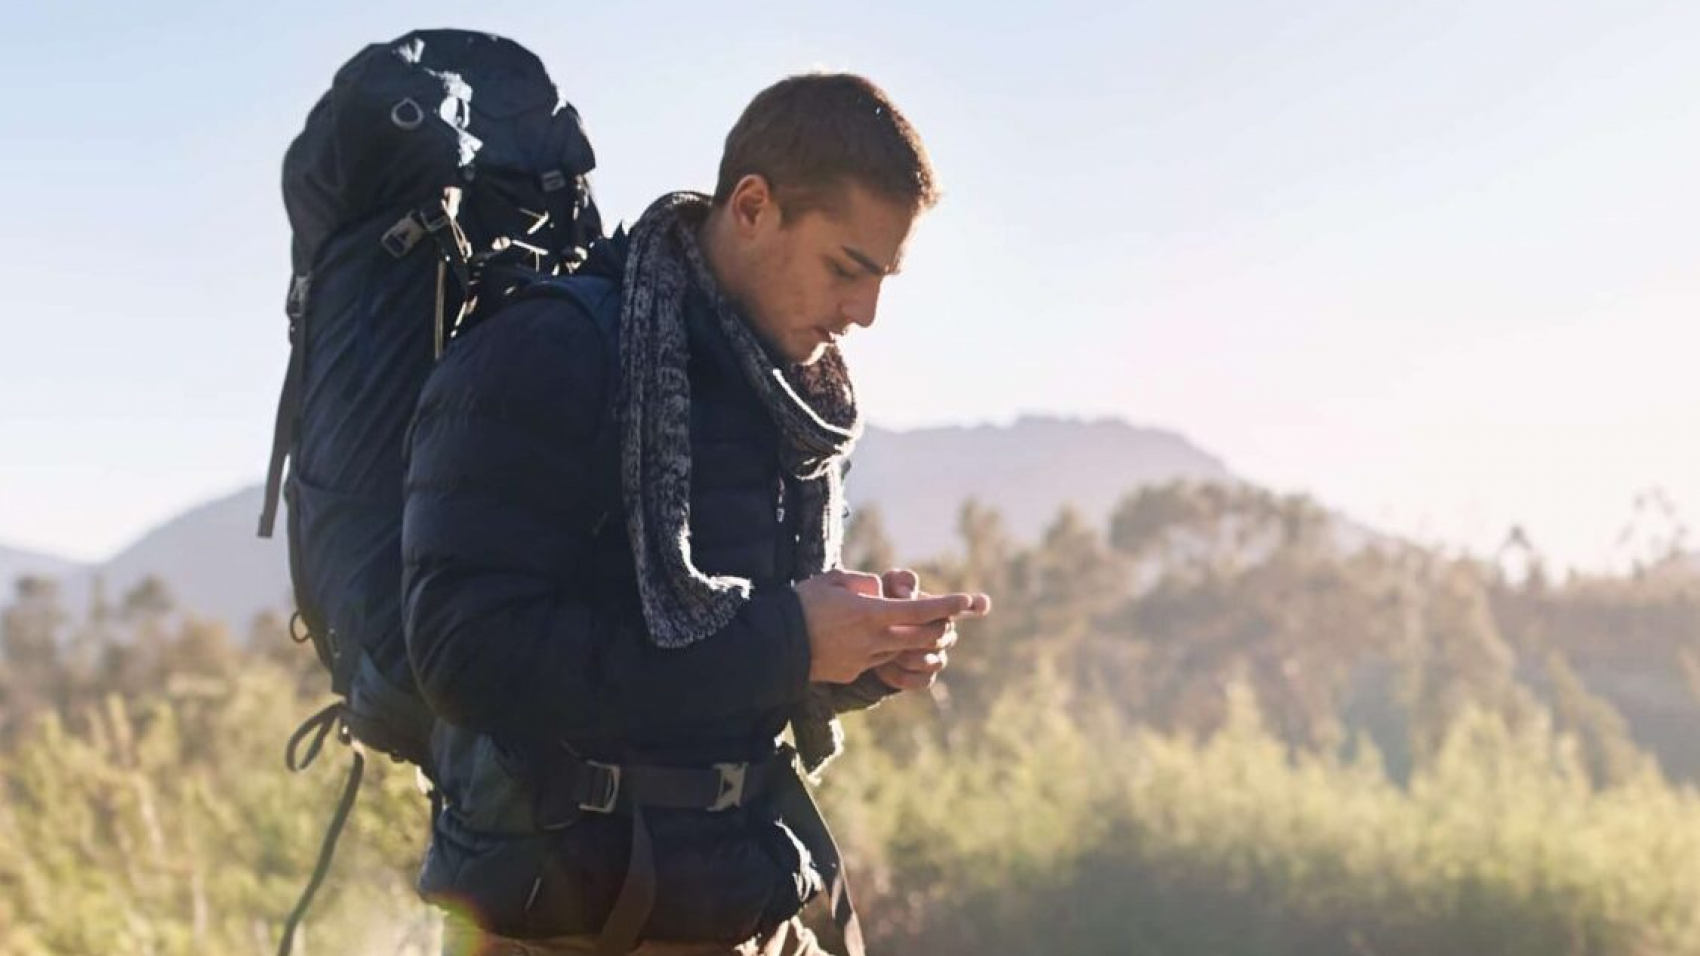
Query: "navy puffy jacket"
401 239 830 938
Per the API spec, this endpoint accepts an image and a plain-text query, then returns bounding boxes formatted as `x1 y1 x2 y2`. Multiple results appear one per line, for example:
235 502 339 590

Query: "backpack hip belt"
538 747 780 824
536 743 865 956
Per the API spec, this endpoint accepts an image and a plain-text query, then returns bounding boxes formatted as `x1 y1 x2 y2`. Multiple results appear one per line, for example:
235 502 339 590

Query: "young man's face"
731 179 916 366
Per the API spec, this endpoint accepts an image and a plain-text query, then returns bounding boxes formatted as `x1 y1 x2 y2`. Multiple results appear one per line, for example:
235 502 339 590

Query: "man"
402 73 990 956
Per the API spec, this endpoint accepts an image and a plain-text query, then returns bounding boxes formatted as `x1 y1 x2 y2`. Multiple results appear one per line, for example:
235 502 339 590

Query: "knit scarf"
617 191 861 773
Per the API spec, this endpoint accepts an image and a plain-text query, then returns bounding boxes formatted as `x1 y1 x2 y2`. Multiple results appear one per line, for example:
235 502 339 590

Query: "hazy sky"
2 1 1696 571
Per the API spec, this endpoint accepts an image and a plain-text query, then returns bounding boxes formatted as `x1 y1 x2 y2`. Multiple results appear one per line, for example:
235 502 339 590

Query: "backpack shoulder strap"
513 276 624 538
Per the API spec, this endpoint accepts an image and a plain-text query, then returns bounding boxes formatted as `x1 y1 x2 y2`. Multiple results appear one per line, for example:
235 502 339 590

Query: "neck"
696 205 742 301
693 203 789 365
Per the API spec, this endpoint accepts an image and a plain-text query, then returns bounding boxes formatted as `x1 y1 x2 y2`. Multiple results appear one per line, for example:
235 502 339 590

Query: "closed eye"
827 259 856 280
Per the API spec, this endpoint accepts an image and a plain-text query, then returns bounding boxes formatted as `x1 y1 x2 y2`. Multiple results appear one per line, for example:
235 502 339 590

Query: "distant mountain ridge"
0 488 293 632
1 414 1234 630
849 414 1233 559
0 545 87 594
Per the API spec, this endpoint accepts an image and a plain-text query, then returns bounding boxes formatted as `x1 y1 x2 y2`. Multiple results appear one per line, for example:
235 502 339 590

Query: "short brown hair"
712 73 938 218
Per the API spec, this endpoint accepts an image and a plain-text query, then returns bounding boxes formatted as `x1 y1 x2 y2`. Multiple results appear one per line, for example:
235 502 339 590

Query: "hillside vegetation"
3 481 1698 955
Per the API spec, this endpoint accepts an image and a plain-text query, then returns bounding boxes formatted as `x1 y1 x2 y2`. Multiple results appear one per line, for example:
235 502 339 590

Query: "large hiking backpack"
258 29 601 954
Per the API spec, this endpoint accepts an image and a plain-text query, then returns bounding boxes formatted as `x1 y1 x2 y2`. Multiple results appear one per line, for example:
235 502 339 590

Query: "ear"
728 174 778 235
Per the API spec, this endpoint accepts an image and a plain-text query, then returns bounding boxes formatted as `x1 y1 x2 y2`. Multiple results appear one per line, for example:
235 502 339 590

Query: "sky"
1 0 1696 572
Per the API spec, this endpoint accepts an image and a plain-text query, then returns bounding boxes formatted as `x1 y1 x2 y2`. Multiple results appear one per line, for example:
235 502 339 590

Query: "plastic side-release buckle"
579 760 622 814
381 214 426 258
417 202 452 233
708 762 748 812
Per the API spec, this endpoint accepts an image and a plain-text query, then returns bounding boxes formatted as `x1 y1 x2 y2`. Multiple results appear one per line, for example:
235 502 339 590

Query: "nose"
841 280 882 330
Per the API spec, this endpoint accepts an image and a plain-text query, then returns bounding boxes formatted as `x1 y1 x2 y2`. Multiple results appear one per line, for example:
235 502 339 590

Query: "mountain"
96 486 293 631
849 414 1234 561
0 488 291 632
0 545 86 597
3 415 1235 631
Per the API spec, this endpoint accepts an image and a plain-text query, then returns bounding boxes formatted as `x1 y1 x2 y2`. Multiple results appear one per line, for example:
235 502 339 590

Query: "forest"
4 480 1699 955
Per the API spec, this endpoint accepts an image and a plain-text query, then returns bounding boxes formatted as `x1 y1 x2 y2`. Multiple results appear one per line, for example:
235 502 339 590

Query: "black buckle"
418 202 452 233
539 169 568 193
708 762 748 812
381 215 424 258
579 760 621 814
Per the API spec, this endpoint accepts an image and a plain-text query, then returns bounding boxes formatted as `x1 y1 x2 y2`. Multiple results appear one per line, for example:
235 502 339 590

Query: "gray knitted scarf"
617 191 861 773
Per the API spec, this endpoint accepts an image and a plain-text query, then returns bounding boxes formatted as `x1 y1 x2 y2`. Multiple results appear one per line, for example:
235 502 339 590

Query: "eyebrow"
840 245 901 277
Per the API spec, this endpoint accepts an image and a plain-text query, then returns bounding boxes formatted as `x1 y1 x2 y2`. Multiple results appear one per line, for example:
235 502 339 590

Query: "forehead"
786 182 915 260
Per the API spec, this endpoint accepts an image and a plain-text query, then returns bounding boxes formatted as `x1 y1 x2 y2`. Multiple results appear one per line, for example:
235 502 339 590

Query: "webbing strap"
421 204 472 353
595 808 656 956
276 712 365 956
285 702 344 773
257 358 296 538
581 747 864 956
258 277 310 539
770 756 866 956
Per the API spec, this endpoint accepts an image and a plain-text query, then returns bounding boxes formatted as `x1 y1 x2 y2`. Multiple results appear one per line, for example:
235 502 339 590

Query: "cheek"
777 256 820 323
744 250 786 320
755 244 830 332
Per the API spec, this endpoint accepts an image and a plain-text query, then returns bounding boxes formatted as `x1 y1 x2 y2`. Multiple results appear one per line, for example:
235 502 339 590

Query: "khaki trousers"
442 916 830 956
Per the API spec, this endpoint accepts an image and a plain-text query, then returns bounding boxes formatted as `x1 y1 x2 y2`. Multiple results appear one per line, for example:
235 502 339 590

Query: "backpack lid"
282 29 594 276
394 30 595 177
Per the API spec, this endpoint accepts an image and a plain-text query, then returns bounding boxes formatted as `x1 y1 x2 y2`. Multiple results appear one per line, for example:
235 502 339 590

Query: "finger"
874 592 974 626
885 623 959 654
868 666 902 692
828 569 885 598
886 620 958 653
886 619 949 642
872 664 911 690
875 663 936 691
868 646 904 667
898 588 991 618
881 568 919 600
894 647 948 671
900 589 991 619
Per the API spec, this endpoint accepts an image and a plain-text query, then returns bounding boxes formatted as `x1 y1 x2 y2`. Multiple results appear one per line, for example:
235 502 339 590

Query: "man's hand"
873 568 991 691
794 569 988 685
